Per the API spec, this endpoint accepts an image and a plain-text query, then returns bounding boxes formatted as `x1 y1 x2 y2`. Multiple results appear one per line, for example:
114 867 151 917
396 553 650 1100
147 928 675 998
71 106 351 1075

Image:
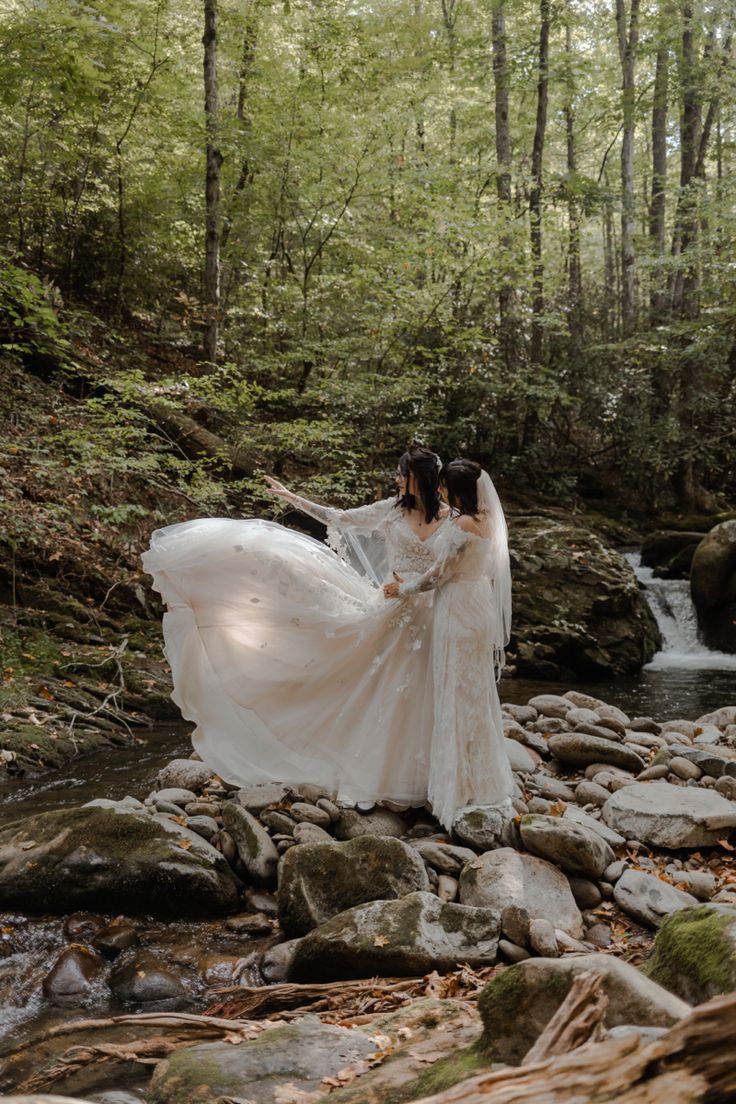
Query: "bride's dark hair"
441 459 482 517
397 443 442 523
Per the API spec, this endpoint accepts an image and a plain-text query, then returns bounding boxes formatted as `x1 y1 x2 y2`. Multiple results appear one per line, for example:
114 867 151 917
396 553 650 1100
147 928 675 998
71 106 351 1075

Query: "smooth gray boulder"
562 805 626 848
221 802 278 882
290 891 501 981
613 868 698 928
333 807 407 840
478 953 690 1064
452 805 511 851
0 806 240 916
602 781 736 848
277 835 429 937
155 759 214 792
237 782 298 815
519 814 615 878
458 847 583 938
548 732 644 773
149 1019 377 1104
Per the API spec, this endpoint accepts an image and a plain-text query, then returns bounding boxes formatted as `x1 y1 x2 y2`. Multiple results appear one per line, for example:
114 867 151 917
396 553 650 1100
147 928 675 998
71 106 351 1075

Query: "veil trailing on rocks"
476 469 512 681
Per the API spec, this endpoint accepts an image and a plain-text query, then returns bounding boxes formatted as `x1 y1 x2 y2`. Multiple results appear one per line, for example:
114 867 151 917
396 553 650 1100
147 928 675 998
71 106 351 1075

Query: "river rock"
519 814 615 878
643 904 736 1004
42 946 106 1006
92 921 139 957
278 835 429 936
613 869 698 928
410 840 476 875
290 891 500 981
333 807 407 839
575 779 611 807
0 806 240 916
478 953 690 1064
458 847 583 938
292 821 334 845
149 1019 377 1104
697 706 736 729
548 733 644 773
289 801 331 827
221 803 278 882
690 520 736 652
562 804 626 848
511 519 660 680
452 805 512 851
601 781 736 848
504 737 539 772
236 782 297 815
151 787 197 807
155 759 214 792
260 937 301 983
528 694 573 719
110 950 187 1006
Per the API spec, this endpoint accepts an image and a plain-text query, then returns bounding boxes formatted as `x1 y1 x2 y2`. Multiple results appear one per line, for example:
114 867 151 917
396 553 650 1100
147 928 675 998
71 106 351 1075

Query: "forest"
1 0 735 523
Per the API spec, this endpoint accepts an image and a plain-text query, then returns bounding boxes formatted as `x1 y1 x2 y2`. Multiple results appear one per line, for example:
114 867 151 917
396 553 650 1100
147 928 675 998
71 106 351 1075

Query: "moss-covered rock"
509 515 661 679
690 519 736 652
0 805 240 916
477 954 690 1065
148 1019 377 1104
643 904 736 1004
290 891 500 982
278 835 430 937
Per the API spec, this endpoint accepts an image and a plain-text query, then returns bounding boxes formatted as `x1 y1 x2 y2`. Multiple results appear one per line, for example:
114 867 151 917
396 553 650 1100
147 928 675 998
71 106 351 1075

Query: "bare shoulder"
453 515 484 537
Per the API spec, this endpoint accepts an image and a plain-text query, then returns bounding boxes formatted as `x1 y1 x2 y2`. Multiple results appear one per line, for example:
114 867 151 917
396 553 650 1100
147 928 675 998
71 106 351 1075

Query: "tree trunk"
615 0 640 337
564 3 582 337
203 0 223 365
491 0 516 371
649 31 668 324
529 0 550 367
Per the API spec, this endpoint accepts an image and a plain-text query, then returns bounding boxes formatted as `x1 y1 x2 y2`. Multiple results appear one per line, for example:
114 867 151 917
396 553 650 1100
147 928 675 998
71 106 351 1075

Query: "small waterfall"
625 551 736 671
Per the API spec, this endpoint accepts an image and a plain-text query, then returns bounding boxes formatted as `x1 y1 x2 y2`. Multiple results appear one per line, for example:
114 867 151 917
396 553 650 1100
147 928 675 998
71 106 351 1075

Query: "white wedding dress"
142 488 515 828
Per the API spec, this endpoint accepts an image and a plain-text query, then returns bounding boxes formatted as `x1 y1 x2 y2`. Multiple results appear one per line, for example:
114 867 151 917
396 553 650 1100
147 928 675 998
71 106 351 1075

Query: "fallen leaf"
373 934 389 947
38 687 54 701
178 839 192 850
718 839 735 851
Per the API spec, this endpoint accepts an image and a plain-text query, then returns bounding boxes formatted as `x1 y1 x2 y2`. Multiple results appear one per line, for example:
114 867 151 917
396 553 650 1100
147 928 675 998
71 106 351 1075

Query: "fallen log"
408 990 736 1104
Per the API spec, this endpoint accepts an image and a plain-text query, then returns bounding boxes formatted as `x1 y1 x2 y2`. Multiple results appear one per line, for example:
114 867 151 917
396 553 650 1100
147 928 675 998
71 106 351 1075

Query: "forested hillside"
1 0 735 518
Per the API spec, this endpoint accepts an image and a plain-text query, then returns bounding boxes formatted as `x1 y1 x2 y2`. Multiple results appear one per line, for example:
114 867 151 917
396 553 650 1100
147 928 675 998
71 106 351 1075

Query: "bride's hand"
265 475 289 497
383 573 404 599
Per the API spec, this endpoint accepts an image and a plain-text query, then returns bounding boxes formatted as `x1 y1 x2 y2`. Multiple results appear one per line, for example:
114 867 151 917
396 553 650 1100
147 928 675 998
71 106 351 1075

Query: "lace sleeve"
398 524 472 595
278 491 395 533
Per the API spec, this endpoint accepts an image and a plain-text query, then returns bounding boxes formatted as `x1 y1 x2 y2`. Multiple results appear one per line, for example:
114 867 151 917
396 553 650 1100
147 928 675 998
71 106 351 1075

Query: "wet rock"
260 938 301 983
548 732 644 773
291 891 500 981
613 869 698 928
458 847 583 938
225 911 274 935
333 807 406 840
644 904 736 1004
110 950 187 1006
278 835 429 937
601 780 736 848
452 805 511 851
42 946 105 1006
63 912 105 940
243 888 278 916
0 807 240 917
478 954 689 1065
156 759 214 792
92 921 139 957
519 814 615 879
236 782 297 815
221 803 278 882
199 953 250 986
149 1019 377 1104
690 520 736 652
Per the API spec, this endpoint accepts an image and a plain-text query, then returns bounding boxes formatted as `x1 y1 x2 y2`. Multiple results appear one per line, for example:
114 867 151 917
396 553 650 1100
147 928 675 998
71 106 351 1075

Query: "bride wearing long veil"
142 447 515 828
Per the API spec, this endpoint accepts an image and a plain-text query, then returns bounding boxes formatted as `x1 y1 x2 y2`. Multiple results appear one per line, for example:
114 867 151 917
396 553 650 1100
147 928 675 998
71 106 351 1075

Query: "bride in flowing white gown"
384 458 515 829
142 446 452 813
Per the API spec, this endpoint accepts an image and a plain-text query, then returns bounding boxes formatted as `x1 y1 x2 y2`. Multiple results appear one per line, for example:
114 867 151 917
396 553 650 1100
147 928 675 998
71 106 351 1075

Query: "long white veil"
476 469 512 681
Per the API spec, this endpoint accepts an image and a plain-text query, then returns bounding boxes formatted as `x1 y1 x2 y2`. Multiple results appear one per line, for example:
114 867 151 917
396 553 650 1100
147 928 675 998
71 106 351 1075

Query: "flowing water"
1 547 735 1072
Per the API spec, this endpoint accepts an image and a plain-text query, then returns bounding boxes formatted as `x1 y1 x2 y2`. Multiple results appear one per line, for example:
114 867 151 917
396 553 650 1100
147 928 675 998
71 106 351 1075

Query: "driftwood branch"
522 970 608 1065
408 991 736 1104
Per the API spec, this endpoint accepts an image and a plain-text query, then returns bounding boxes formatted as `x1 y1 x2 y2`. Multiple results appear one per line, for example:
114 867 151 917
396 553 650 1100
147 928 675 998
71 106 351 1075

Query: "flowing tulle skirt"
142 518 437 805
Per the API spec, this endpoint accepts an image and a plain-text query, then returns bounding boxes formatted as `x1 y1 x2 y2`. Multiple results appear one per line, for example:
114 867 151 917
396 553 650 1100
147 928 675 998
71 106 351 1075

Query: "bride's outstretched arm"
265 476 394 531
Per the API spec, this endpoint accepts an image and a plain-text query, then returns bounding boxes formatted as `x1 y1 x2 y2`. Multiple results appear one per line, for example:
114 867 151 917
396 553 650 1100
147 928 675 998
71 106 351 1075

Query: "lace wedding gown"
143 498 446 812
399 520 516 829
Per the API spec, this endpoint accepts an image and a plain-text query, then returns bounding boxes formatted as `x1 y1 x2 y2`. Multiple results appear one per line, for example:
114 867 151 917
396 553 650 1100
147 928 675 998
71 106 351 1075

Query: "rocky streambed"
2 692 736 1102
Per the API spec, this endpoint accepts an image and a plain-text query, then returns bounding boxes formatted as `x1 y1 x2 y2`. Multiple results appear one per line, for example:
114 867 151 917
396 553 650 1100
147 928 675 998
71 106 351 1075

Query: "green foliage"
0 260 69 361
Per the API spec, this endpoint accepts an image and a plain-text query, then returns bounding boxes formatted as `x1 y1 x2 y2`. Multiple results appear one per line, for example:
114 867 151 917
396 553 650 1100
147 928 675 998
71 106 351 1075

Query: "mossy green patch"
318 1040 488 1104
148 1051 240 1104
643 905 736 1003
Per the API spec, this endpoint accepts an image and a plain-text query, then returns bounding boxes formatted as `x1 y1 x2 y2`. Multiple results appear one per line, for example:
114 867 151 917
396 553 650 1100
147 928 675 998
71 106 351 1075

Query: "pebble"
219 830 237 863
529 917 559 957
151 787 198 807
184 801 221 817
638 764 670 781
261 810 297 835
243 889 278 916
715 776 736 801
277 838 296 853
292 822 333 844
316 797 341 822
498 939 530 963
437 875 459 902
225 911 274 935
92 922 139 957
602 860 627 883
501 904 531 948
669 756 702 781
574 780 609 808
527 797 552 814
186 815 220 840
567 876 602 910
586 922 613 948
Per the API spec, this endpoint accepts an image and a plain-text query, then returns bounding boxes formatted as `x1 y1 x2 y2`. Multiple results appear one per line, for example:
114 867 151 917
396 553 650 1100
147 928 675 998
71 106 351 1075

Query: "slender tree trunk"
529 0 550 367
491 0 516 371
649 31 668 324
203 0 223 365
615 0 640 337
564 3 582 337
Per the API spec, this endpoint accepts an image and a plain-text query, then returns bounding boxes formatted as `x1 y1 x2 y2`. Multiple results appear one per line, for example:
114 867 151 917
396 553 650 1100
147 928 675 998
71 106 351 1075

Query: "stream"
1 546 735 1072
